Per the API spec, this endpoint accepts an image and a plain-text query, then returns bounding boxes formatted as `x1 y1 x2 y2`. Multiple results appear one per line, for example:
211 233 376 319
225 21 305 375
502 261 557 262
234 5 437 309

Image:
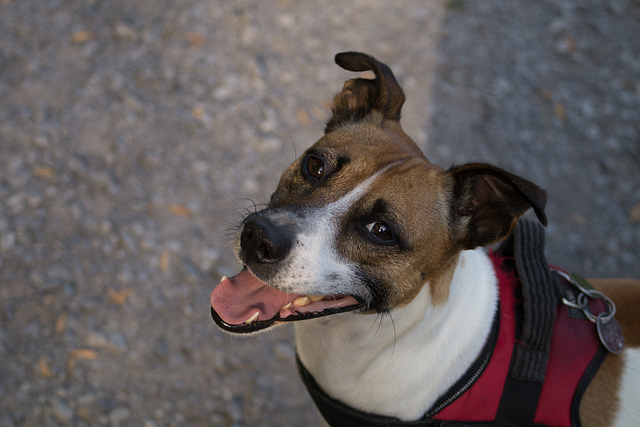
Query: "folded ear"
447 163 547 249
325 52 405 133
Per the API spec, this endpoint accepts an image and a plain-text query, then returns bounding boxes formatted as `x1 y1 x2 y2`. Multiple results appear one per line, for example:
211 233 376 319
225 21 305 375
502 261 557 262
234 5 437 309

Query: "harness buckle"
554 269 624 354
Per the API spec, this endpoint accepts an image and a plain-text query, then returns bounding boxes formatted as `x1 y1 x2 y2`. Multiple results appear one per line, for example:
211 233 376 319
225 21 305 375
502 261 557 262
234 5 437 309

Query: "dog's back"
580 278 640 426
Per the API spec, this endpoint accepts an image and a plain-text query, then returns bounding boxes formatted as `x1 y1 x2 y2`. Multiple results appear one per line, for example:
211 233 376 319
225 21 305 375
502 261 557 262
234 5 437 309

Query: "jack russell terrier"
210 52 640 426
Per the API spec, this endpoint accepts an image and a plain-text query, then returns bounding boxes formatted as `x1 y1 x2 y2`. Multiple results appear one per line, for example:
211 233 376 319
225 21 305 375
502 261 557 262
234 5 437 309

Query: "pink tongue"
210 270 300 326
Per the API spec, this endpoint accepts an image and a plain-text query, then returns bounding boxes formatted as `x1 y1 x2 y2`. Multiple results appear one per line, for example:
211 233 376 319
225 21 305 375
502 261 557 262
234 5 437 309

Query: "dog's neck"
294 248 498 421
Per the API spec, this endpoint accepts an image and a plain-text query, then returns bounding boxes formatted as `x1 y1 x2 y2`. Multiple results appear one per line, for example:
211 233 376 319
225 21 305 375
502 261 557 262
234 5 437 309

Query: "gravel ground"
1 1 638 426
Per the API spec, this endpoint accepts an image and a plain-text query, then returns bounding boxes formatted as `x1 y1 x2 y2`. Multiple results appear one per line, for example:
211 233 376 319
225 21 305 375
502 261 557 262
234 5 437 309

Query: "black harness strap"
495 220 564 423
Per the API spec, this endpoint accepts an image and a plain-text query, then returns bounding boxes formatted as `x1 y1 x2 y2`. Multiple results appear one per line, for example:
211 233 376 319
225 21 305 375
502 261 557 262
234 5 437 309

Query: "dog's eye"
365 221 394 242
304 156 325 180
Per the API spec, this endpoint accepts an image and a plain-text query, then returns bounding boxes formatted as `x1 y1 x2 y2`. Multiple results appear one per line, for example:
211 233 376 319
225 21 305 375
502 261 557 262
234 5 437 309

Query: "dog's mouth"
210 269 363 333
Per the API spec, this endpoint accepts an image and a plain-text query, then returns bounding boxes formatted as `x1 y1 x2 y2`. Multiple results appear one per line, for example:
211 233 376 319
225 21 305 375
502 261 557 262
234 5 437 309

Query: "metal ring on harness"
554 269 617 324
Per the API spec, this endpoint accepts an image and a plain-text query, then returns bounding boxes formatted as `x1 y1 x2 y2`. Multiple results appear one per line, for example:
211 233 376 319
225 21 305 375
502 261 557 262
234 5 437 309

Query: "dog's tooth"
282 302 292 309
244 312 259 324
293 296 311 307
220 275 228 283
309 295 324 302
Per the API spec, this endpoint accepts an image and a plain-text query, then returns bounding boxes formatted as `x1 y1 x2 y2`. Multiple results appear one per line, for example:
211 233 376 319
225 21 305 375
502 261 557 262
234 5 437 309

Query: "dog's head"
210 52 546 333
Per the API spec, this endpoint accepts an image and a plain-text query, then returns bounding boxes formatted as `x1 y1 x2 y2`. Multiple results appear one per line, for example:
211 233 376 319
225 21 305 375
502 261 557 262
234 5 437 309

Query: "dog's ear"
325 52 405 133
447 163 547 249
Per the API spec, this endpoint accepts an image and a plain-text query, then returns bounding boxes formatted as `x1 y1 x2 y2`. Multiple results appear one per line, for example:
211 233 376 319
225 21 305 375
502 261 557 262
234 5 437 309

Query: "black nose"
240 217 292 264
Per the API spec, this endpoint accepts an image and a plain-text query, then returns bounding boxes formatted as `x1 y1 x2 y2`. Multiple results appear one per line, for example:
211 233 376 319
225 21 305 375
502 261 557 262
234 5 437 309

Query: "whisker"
387 311 398 356
287 136 298 162
365 312 386 347
366 312 382 335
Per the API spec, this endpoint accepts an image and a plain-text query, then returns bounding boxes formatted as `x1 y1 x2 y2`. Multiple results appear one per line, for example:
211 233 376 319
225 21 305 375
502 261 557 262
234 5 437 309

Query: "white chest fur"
295 248 498 421
613 347 640 427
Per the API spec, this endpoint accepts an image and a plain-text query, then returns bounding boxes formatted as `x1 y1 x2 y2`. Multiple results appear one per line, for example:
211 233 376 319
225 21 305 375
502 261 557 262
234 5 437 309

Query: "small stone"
199 248 220 271
52 399 73 422
228 396 243 421
100 220 113 235
109 406 131 424
113 22 136 42
276 14 295 29
0 232 15 252
585 124 601 141
257 137 283 153
109 332 128 350
7 158 29 189
242 178 260 194
213 83 234 101
86 332 111 349
7 193 26 214
629 204 640 225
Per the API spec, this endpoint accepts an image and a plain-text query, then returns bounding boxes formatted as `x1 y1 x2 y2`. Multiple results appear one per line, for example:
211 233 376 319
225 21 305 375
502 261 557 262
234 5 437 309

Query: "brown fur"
426 255 459 306
580 352 624 426
578 278 640 426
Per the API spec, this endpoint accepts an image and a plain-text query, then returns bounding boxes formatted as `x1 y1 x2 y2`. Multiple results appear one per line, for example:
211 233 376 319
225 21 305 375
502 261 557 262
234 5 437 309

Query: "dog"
210 52 640 426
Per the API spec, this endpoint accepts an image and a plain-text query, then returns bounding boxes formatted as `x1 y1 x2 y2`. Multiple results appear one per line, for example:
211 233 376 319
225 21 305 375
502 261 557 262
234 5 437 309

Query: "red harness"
432 252 606 425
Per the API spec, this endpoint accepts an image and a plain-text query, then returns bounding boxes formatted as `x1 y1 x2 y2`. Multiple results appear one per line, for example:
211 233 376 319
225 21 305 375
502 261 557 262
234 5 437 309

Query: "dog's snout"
240 217 292 264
